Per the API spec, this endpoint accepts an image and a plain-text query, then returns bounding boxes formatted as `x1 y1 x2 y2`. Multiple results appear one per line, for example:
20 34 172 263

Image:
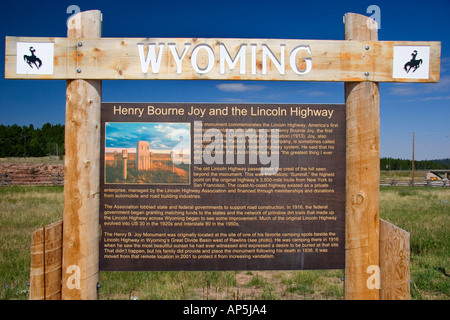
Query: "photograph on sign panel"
104 122 190 185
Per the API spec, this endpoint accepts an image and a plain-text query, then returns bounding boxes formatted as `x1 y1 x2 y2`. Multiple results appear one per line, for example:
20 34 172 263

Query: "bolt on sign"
100 103 346 271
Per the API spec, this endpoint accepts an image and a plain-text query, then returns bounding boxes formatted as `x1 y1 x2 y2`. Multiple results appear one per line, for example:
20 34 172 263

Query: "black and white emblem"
403 50 422 73
16 42 54 75
23 46 43 70
393 46 430 79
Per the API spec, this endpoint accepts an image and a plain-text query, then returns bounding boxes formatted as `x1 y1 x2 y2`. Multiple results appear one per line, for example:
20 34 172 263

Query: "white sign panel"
393 45 430 79
16 42 54 75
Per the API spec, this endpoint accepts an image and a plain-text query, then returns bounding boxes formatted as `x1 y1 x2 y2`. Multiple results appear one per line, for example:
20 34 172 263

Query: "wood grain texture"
29 220 63 300
344 12 380 300
5 37 440 82
61 10 102 300
380 219 411 300
29 227 44 300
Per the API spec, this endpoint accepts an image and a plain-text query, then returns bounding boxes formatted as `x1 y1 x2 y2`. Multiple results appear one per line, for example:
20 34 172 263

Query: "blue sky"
106 122 190 151
1 0 449 160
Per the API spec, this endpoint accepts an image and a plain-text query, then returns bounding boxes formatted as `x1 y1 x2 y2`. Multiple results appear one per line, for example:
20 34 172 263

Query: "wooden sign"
5 37 440 82
11 10 438 300
99 103 346 271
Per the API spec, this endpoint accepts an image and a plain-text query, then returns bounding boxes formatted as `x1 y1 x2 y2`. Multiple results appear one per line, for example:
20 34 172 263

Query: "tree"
0 123 65 157
381 157 450 170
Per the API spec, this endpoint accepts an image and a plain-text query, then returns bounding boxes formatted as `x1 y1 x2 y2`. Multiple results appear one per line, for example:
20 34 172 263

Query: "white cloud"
421 95 450 101
389 75 450 97
388 86 417 96
297 89 328 97
216 83 265 92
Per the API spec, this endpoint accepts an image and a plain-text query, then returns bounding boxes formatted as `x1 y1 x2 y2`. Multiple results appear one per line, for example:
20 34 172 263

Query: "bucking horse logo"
23 46 43 70
403 50 422 73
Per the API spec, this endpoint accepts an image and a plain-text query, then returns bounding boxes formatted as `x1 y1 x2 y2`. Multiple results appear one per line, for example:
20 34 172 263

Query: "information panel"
99 103 345 271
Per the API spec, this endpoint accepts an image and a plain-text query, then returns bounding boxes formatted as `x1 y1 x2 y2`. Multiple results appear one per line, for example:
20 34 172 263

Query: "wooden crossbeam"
5 37 440 82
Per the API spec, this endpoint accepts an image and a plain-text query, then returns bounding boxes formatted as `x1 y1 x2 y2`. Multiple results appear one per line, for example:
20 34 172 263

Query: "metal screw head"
365 45 370 50
364 72 370 76
77 69 82 73
78 42 83 47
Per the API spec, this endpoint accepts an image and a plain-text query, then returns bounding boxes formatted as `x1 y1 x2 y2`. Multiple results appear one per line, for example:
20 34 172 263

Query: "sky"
0 0 449 161
106 122 190 149
106 122 190 154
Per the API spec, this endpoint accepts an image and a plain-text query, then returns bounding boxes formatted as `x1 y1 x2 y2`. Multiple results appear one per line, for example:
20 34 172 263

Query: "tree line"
0 124 449 170
0 123 64 158
380 157 449 170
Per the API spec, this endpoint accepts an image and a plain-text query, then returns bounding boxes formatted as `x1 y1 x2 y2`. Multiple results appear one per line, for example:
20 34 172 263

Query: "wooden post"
61 10 102 300
380 219 411 300
30 220 63 300
29 228 44 299
344 12 380 300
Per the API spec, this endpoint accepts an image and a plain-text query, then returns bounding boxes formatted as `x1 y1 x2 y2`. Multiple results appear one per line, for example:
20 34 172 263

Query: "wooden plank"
380 219 411 300
43 220 63 300
61 9 102 300
29 227 45 300
29 220 62 300
5 36 440 82
344 13 380 300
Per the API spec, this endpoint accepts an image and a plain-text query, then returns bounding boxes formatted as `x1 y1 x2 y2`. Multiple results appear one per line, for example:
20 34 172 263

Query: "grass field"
0 156 63 165
0 184 448 300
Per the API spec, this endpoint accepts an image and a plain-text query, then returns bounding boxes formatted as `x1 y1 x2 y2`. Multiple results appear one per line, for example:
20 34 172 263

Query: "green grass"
380 170 428 180
379 186 450 300
0 186 63 299
0 185 448 300
0 156 63 165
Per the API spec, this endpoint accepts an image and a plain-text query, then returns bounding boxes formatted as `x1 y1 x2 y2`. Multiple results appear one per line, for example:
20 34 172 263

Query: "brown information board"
99 103 345 271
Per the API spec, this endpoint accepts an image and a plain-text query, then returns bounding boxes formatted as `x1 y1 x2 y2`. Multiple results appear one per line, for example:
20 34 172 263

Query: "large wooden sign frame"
6 10 440 300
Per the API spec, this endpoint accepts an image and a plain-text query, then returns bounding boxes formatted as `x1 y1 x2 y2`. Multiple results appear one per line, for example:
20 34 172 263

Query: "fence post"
61 10 102 300
380 219 411 300
30 221 63 300
344 12 380 300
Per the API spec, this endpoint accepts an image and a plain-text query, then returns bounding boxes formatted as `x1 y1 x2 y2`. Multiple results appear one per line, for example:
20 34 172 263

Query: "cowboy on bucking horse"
404 50 422 73
23 46 43 70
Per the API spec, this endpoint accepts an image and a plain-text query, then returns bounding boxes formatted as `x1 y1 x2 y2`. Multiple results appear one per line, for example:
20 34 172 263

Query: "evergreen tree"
0 123 65 157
